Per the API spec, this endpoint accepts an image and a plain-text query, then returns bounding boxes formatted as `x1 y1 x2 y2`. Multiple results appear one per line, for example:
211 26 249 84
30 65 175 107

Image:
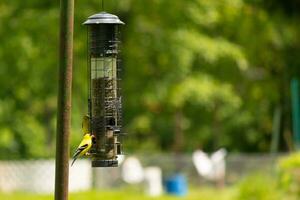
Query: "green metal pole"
270 107 281 154
291 78 300 150
54 0 74 199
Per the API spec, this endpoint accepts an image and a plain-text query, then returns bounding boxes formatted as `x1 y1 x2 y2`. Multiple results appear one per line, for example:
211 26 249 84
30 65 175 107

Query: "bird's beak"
91 135 96 144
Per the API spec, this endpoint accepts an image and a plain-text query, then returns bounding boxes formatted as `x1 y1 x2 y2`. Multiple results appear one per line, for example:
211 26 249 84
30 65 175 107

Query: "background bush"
278 153 300 198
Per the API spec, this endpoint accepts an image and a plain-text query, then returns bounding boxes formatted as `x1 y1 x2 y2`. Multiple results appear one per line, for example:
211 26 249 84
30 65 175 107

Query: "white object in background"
121 156 144 184
193 148 227 181
192 150 213 179
69 159 92 192
211 148 226 181
0 159 92 193
144 167 163 197
0 160 55 193
117 154 125 165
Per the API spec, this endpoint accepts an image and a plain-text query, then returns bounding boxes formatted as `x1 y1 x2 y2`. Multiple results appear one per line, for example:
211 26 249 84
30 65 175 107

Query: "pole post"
291 78 300 150
270 107 281 153
54 0 74 199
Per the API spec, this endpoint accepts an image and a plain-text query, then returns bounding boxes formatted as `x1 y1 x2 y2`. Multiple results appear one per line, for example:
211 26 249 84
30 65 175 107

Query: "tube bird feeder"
84 12 124 167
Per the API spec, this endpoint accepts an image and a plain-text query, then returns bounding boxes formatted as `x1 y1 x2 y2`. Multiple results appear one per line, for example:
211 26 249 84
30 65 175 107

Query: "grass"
0 188 235 200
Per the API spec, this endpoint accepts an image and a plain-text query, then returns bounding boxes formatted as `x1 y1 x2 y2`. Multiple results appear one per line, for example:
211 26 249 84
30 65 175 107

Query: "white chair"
193 149 227 184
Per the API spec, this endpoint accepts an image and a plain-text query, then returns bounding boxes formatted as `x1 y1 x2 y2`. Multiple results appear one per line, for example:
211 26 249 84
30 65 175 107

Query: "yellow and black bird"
71 133 94 166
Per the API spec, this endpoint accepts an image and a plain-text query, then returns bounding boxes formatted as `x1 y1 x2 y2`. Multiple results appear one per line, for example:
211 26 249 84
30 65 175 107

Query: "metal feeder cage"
84 12 124 167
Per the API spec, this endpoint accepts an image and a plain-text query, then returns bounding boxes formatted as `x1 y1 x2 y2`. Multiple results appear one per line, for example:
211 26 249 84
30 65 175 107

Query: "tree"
0 0 299 159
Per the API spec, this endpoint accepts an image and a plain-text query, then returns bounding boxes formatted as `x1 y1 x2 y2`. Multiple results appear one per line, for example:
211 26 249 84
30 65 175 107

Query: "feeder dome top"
83 12 124 25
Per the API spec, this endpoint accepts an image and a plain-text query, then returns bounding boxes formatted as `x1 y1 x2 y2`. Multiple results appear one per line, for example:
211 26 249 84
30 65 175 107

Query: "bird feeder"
84 12 124 167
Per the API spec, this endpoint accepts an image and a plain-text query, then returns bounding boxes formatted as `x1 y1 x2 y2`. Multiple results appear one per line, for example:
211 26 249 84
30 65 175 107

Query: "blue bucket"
165 174 187 196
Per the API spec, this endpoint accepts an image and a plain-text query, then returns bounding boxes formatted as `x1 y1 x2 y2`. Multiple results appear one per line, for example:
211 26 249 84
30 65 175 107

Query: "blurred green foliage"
278 153 300 198
236 153 300 200
237 173 282 200
0 0 299 159
0 189 235 200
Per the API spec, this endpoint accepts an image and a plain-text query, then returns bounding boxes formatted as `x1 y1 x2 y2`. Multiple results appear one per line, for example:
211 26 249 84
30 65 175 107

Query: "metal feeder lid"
83 12 125 25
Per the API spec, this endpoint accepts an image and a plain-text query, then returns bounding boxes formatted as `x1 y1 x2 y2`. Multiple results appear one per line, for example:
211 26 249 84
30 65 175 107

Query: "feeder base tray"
92 159 118 167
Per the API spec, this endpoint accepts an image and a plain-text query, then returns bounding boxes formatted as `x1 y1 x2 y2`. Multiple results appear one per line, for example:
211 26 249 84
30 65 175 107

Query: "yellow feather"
71 134 93 166
78 134 93 155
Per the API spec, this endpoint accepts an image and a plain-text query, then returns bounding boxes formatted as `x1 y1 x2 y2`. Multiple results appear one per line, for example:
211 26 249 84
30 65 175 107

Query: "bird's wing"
73 143 89 158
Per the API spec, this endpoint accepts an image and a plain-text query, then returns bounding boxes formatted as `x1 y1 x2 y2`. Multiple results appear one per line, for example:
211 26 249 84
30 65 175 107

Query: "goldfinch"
82 115 90 135
71 134 94 166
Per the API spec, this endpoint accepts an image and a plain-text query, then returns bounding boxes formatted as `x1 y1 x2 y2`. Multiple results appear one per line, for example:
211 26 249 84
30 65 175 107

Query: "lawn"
0 188 235 200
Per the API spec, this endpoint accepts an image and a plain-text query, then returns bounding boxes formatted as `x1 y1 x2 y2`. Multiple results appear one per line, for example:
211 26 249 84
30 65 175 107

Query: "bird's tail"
71 158 77 167
71 149 82 167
